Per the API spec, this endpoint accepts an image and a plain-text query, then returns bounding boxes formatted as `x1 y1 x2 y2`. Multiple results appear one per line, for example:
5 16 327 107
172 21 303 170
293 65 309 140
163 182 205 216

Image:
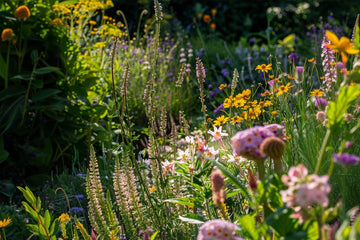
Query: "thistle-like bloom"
325 30 359 65
1 28 14 42
197 219 243 240
14 5 31 19
59 213 70 223
0 217 11 228
333 153 360 167
255 63 272 73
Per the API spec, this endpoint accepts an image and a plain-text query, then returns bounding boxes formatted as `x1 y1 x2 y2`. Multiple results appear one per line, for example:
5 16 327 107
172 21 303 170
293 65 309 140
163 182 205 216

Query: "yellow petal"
341 52 348 65
346 47 359 55
326 30 339 46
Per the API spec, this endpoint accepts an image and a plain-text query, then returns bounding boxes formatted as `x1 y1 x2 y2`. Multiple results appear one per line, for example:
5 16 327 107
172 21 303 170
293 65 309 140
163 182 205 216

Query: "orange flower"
210 23 216 30
51 18 63 26
211 9 217 16
308 57 315 63
197 13 202 19
325 30 359 65
203 14 211 24
310 89 324 97
1 28 14 41
15 5 31 19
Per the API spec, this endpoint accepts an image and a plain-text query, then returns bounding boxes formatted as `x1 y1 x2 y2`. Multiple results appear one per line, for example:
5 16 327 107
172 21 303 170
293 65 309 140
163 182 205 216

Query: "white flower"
204 146 219 160
177 148 191 162
208 126 228 142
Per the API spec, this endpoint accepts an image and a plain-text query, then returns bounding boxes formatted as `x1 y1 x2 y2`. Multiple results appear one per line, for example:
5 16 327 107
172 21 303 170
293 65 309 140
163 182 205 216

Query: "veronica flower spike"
208 126 228 149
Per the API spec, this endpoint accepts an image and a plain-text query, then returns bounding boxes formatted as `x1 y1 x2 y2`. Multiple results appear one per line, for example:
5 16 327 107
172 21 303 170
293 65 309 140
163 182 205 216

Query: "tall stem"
255 160 265 181
315 129 331 174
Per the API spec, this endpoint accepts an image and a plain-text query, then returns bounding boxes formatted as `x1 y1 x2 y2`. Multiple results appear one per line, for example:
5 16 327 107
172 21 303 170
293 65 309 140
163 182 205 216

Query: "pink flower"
161 160 175 176
197 219 243 240
231 126 275 160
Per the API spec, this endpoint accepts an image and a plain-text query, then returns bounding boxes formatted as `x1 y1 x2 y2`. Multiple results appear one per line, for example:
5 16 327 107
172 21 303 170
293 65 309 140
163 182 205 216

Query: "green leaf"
26 223 40 234
0 85 26 101
44 210 51 229
31 89 62 102
327 85 360 130
179 214 205 225
34 67 63 76
237 215 259 240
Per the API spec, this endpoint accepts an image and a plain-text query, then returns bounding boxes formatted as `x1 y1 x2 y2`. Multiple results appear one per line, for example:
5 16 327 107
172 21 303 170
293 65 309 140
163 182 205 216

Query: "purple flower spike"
315 97 328 108
333 153 360 167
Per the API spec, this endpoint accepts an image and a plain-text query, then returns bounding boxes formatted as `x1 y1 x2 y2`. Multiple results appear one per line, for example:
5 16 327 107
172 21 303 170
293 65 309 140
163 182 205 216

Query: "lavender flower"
315 97 328 108
321 34 337 91
333 153 360 167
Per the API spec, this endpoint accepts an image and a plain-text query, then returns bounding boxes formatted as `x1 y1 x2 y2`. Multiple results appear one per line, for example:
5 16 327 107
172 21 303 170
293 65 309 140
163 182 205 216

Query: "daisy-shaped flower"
255 63 272 73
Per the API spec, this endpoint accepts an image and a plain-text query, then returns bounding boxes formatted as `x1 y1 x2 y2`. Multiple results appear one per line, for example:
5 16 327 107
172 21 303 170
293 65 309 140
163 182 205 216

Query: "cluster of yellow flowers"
53 0 113 15
213 88 273 126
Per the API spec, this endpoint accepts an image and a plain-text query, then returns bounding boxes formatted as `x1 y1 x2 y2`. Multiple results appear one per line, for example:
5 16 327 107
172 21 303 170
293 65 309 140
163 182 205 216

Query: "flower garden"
1 0 360 239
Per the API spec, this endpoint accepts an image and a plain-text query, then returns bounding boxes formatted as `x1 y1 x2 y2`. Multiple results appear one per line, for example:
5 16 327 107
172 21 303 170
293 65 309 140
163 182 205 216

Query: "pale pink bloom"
161 160 175 176
177 148 191 162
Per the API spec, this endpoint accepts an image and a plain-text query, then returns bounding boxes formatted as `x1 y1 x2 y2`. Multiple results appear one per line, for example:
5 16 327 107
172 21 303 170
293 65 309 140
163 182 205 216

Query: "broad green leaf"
0 85 25 101
237 215 258 240
34 67 63 76
32 89 61 102
327 85 360 130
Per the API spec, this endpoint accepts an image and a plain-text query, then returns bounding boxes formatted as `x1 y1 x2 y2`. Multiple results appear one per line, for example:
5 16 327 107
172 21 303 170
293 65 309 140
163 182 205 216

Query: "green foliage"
17 186 60 240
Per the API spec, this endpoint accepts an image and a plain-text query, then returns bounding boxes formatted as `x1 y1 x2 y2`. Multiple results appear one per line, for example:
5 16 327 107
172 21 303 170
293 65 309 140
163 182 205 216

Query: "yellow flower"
213 115 229 126
219 84 227 90
261 90 272 97
308 57 315 63
255 63 272 73
310 89 324 97
1 28 14 42
15 5 31 19
230 116 243 124
325 30 359 65
51 18 63 26
223 96 234 108
89 20 97 25
276 82 293 97
320 76 325 80
0 218 11 228
59 213 70 223
150 186 156 193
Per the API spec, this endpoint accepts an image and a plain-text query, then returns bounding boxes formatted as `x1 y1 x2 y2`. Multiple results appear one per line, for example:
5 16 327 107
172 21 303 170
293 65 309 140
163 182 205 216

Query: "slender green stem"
5 42 10 88
255 160 265 181
2 228 7 240
315 129 331 174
